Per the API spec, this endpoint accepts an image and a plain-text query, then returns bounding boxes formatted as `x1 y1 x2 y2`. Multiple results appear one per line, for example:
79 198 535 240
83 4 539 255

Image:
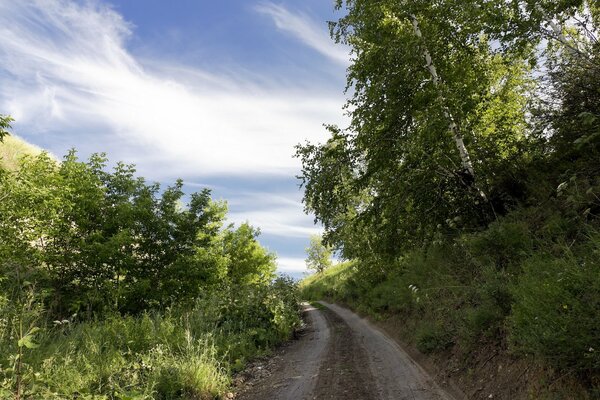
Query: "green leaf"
28 327 41 335
18 334 39 349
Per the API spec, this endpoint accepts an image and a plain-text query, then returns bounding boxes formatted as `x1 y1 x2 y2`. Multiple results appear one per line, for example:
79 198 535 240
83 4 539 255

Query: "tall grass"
0 280 301 399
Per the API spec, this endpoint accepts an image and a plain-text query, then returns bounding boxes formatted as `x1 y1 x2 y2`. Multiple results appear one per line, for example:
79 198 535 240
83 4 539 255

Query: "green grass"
0 135 50 171
300 262 355 301
0 284 301 399
1 311 230 399
309 301 325 310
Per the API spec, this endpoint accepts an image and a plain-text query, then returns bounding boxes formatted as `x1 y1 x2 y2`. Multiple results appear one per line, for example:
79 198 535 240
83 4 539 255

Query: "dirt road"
237 302 454 400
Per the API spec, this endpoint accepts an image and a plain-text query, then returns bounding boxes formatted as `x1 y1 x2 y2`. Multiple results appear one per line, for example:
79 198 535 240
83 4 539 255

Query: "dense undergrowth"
0 135 301 399
302 210 600 397
0 280 299 399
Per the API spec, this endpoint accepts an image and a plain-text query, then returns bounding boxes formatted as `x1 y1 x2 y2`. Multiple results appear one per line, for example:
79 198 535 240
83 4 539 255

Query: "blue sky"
0 0 349 277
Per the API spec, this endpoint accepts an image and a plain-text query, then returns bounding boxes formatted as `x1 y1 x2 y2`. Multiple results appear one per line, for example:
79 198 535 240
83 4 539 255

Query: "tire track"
237 302 455 400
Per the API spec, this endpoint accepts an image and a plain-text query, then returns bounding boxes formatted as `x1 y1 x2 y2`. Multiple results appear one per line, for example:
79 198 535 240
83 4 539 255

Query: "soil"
235 302 453 400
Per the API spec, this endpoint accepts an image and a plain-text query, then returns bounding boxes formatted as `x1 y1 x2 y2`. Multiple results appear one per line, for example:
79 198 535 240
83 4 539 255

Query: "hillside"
0 134 46 171
297 1 600 399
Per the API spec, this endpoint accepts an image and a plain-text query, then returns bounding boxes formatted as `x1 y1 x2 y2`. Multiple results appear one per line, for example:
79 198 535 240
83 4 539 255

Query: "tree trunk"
410 15 476 179
535 4 583 56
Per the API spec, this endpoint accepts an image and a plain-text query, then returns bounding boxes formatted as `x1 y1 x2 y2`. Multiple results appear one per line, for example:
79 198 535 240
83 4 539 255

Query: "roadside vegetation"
299 1 599 398
0 132 300 399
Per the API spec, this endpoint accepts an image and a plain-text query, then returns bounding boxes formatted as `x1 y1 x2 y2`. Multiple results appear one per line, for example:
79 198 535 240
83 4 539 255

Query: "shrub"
509 254 600 373
0 280 301 398
365 277 414 315
415 322 453 354
466 220 533 271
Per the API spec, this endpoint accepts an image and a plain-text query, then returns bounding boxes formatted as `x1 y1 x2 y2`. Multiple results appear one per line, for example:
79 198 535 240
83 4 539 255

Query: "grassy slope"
0 134 47 171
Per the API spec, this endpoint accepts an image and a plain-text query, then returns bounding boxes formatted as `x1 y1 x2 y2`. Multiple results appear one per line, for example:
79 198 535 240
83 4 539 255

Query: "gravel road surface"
237 302 454 400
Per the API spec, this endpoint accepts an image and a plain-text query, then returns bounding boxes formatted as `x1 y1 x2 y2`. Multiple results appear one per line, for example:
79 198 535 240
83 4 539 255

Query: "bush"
509 254 600 373
365 277 414 315
466 220 533 271
416 322 453 354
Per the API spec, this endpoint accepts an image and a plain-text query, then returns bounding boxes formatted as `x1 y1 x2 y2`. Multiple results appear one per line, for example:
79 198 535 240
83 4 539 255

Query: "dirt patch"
320 302 452 400
235 304 329 400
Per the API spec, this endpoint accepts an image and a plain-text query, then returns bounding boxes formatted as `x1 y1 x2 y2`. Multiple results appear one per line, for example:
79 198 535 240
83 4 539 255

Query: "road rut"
237 302 454 400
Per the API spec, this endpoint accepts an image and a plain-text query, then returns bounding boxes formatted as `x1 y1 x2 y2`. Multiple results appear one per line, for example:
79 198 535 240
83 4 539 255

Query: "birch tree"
298 0 534 257
409 14 476 181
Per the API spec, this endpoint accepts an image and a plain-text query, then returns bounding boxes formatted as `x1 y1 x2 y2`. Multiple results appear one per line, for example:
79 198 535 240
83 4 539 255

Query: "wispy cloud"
0 0 346 177
255 2 350 67
276 257 308 273
227 191 322 238
0 0 345 271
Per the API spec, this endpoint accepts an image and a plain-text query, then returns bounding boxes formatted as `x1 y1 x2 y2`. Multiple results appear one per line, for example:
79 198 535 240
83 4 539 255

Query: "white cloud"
227 191 322 238
276 257 308 273
0 0 347 270
0 0 347 177
229 208 322 238
255 2 350 67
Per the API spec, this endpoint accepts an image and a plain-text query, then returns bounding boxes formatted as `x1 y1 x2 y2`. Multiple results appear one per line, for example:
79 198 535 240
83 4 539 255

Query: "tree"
0 149 234 315
296 0 599 272
222 223 276 286
305 235 332 274
298 0 537 261
0 115 12 142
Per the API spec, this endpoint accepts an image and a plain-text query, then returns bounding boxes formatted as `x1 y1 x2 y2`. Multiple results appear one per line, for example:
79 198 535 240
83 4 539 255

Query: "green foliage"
298 0 549 259
509 251 600 373
0 281 300 398
299 1 600 393
302 218 600 380
0 114 12 142
0 149 276 315
0 139 302 398
415 322 453 354
465 221 533 271
300 262 354 301
222 223 276 286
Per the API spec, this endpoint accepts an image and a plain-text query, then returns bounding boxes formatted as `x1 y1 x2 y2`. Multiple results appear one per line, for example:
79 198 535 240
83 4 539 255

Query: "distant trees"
305 235 332 274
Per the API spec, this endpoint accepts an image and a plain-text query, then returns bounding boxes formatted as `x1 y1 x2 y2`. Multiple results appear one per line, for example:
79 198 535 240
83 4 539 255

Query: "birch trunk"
410 15 475 178
535 4 582 56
